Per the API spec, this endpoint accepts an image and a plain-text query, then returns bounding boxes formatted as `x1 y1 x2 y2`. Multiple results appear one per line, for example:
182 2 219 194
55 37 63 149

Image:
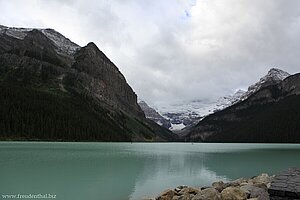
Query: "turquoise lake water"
0 142 300 200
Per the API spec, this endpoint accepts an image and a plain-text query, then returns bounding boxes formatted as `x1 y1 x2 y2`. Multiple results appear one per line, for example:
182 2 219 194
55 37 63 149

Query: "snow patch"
41 29 80 55
0 25 33 40
170 123 186 131
0 25 80 56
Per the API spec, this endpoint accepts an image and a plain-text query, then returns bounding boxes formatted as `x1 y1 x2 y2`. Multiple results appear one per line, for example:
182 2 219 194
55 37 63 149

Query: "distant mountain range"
141 68 292 133
185 68 300 143
0 25 175 142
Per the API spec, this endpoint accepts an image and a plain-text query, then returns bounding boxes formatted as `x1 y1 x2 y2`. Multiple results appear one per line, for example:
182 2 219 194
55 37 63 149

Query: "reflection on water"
0 142 299 200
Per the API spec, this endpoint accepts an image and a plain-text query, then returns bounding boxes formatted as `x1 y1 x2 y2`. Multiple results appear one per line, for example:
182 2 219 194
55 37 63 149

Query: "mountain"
138 101 171 129
156 101 207 130
214 89 246 111
153 93 245 131
238 68 290 102
155 68 290 132
185 69 300 143
0 25 175 142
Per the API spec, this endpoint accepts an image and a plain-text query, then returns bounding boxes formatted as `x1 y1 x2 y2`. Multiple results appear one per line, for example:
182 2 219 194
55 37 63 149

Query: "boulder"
212 181 225 192
239 182 250 187
253 183 267 190
178 187 200 195
174 185 188 193
220 186 247 200
224 178 247 188
239 185 253 197
192 188 221 200
232 178 248 185
252 173 272 185
172 193 193 200
156 189 176 200
200 186 211 190
240 185 269 200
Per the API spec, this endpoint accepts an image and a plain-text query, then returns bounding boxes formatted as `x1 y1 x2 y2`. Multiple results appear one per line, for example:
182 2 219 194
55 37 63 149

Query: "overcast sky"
1 0 300 106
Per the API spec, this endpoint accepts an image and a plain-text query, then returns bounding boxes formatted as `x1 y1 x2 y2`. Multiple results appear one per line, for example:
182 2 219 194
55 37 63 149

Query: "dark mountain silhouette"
186 71 300 143
0 25 175 142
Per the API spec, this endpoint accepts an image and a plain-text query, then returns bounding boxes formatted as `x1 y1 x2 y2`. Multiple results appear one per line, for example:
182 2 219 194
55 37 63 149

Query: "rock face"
69 42 144 117
139 101 171 129
186 69 300 143
0 25 175 142
268 168 300 199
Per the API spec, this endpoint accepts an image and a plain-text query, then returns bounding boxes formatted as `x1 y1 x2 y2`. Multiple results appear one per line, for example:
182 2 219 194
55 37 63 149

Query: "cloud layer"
1 0 300 105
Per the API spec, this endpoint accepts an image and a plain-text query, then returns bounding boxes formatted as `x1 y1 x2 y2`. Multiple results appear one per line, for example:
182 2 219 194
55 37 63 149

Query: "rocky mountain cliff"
138 101 171 129
0 25 175 142
185 69 300 143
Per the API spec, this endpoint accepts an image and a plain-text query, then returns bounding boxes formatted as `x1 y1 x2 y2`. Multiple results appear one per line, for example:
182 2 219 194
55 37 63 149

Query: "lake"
0 142 300 200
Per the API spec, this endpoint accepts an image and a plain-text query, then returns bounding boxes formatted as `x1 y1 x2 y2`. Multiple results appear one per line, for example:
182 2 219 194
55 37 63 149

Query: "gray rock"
240 185 269 200
223 178 247 188
156 189 176 200
175 185 188 193
252 173 272 185
232 178 248 185
172 193 193 200
192 188 221 200
212 181 225 192
178 187 199 195
253 183 268 190
220 186 247 200
268 168 300 199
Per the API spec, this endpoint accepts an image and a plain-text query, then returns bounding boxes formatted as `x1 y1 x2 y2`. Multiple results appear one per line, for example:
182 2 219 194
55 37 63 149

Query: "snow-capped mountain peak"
151 68 290 132
0 25 80 56
240 68 290 101
266 68 290 81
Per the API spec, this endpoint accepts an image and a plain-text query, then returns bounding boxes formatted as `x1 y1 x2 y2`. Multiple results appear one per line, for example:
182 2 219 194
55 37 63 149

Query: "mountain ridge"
0 25 80 56
153 68 291 132
0 25 175 142
238 68 290 102
185 70 300 143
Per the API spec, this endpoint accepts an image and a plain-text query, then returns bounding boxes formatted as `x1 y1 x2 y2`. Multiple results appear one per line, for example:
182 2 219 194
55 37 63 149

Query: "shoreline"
1 139 300 144
148 168 300 200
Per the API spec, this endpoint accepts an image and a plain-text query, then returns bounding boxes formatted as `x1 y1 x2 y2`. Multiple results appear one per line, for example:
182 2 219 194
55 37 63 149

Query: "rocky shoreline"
145 169 300 200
